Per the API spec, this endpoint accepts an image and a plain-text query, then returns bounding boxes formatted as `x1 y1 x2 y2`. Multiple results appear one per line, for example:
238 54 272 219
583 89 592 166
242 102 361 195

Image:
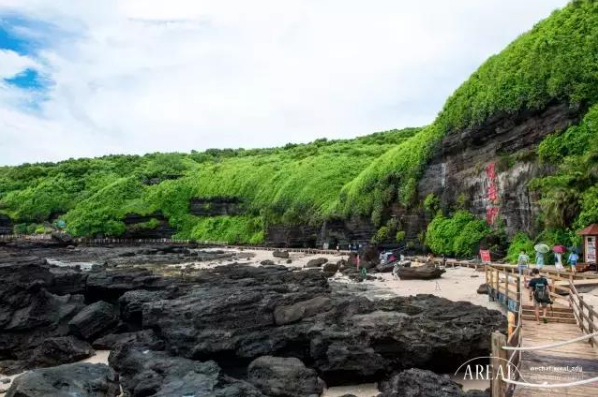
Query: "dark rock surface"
306 257 328 268
247 356 325 397
69 301 119 340
28 336 94 369
109 332 264 397
0 248 506 392
5 363 120 397
0 214 12 235
121 212 175 239
378 368 489 397
322 261 340 276
273 250 290 259
398 264 445 280
477 283 489 295
260 259 276 266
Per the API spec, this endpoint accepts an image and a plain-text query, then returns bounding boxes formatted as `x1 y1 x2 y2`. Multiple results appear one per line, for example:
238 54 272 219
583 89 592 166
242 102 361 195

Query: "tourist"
528 268 551 324
535 251 544 269
517 250 529 275
554 251 565 273
425 253 434 265
568 251 579 272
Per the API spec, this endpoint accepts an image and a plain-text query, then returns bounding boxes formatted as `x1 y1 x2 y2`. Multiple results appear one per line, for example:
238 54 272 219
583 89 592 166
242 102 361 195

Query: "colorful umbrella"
534 244 549 253
568 246 582 254
553 245 567 253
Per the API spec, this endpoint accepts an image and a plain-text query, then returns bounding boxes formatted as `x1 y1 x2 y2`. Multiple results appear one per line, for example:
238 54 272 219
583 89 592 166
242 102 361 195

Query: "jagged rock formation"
247 356 325 397
0 251 505 389
378 368 489 397
0 214 12 235
5 363 120 397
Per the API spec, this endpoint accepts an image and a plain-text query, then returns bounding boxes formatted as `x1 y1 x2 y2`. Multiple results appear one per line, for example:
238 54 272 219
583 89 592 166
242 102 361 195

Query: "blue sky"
0 0 570 165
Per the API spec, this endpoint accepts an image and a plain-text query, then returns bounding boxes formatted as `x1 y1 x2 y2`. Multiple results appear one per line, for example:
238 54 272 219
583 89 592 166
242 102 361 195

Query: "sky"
0 0 569 166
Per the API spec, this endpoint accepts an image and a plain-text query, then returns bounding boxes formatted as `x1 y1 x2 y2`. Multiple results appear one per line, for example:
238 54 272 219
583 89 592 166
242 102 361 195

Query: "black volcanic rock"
28 336 94 368
398 264 445 280
0 261 86 368
6 363 119 397
69 301 119 340
247 356 325 397
378 368 489 397
109 334 264 397
306 257 328 268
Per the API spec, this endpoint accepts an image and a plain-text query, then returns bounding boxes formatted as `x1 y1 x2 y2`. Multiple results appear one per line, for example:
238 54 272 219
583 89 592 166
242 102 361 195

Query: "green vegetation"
2 0 598 249
0 130 417 242
425 211 491 257
532 103 598 236
339 0 598 222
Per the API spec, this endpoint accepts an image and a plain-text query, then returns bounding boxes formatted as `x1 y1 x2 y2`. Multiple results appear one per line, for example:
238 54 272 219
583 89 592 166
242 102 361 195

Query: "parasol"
553 245 567 253
534 244 549 253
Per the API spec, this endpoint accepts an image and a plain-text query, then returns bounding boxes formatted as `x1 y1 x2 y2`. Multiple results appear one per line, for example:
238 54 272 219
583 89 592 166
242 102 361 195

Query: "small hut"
578 223 598 264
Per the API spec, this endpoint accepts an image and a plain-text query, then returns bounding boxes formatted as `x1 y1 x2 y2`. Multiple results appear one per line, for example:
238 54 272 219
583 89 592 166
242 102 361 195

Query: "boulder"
378 368 489 397
247 356 325 397
375 262 395 273
28 336 94 368
397 264 445 280
477 283 489 295
5 363 120 397
69 301 119 340
51 232 74 247
109 337 265 397
306 257 328 268
260 259 276 266
322 261 340 276
273 250 290 259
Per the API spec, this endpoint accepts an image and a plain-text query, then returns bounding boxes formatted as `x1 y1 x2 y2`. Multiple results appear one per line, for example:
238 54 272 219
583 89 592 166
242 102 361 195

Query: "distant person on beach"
535 251 544 269
425 253 434 265
517 250 529 275
528 268 551 324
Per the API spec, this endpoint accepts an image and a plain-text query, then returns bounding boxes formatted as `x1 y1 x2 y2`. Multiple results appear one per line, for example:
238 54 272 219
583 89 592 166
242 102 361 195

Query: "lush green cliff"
1 0 598 248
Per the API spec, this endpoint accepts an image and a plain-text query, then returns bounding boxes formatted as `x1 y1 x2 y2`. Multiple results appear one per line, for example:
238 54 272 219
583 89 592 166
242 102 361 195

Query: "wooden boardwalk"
513 292 598 396
485 265 598 396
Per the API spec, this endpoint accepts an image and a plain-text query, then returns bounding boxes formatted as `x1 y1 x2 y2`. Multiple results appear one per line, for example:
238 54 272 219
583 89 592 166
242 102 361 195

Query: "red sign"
480 250 491 263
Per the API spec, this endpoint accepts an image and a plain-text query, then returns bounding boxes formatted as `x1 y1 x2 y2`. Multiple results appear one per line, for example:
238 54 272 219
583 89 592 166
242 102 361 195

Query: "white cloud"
0 0 569 165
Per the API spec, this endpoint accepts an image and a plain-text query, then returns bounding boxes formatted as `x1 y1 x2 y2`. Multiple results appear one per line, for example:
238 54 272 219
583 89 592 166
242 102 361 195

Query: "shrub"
426 211 490 257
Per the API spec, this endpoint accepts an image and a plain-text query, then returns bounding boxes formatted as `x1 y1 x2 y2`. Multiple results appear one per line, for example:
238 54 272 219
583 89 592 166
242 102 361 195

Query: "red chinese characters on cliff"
485 163 499 225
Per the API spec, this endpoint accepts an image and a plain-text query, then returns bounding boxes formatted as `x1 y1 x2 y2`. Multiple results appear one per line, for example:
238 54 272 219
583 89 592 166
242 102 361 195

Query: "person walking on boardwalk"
528 268 552 324
568 250 579 273
535 251 544 269
517 250 529 275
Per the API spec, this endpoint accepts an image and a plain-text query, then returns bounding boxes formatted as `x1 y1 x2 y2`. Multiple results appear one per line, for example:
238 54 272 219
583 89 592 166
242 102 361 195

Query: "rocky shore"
0 243 505 396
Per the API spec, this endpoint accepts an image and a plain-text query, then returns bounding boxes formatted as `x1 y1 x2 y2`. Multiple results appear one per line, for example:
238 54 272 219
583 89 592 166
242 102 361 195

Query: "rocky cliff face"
189 197 245 216
265 217 376 248
416 100 584 237
121 213 175 239
0 214 12 235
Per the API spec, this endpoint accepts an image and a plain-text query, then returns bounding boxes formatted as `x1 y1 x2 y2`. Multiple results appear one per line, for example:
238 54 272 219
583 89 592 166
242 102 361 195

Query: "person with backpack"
528 268 552 324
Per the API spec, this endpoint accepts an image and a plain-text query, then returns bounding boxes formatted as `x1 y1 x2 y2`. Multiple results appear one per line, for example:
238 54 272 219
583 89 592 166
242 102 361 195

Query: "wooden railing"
569 277 598 348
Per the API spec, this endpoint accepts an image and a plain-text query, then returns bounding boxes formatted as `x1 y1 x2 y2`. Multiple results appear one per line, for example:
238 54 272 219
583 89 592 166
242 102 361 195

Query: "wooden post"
504 269 509 307
580 295 585 333
589 306 594 347
491 331 508 397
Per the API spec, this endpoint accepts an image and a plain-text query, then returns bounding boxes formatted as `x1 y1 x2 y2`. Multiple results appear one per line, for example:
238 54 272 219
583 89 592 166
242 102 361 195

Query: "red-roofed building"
578 224 598 264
